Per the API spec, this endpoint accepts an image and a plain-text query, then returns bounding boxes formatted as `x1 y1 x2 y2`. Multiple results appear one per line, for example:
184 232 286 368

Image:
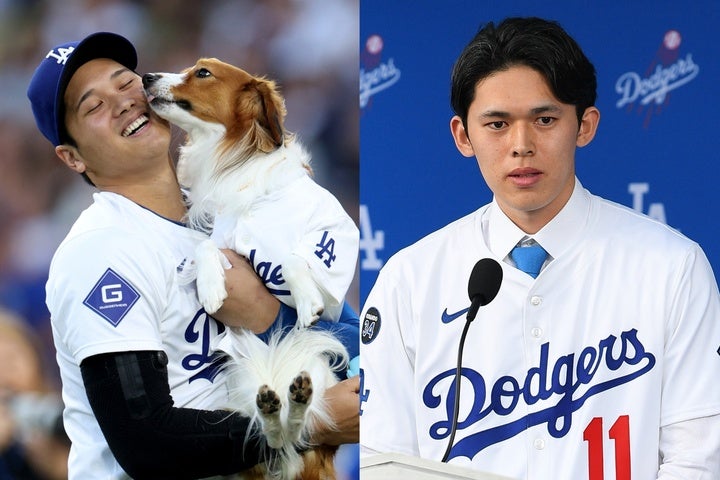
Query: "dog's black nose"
142 73 160 88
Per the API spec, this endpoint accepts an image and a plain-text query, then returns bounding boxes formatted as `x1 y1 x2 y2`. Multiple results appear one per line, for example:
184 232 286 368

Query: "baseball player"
359 17 720 479
27 32 359 479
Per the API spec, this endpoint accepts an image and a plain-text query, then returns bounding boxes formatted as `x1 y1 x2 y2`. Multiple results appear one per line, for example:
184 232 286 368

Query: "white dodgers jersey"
47 192 230 480
359 185 720 480
211 174 359 321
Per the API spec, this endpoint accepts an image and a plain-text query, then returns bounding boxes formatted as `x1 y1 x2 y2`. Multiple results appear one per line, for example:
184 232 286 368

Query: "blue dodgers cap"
27 32 137 146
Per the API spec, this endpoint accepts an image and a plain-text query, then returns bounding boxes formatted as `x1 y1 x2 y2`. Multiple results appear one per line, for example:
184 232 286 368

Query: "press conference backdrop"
359 1 720 304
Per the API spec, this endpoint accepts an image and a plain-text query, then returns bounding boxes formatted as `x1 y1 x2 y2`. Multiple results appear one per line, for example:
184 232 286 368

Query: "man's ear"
577 106 600 147
450 115 475 157
55 145 87 174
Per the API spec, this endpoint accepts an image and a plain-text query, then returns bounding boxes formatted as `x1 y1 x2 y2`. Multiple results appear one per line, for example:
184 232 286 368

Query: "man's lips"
508 168 543 187
122 114 150 137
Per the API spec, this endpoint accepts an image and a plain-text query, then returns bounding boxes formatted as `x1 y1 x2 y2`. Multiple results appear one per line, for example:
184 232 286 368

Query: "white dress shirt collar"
484 177 592 262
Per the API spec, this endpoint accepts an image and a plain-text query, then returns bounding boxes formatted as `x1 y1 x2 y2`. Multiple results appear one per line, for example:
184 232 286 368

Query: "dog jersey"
47 192 230 480
211 174 359 322
359 181 720 480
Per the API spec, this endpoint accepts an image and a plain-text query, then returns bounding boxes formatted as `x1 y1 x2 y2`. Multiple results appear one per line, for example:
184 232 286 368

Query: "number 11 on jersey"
583 415 631 480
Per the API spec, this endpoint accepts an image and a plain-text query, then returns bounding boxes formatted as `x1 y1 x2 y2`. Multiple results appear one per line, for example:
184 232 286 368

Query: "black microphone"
466 258 503 322
441 258 503 463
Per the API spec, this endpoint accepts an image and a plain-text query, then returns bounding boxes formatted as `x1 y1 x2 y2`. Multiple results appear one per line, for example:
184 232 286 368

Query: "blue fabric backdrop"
359 1 720 303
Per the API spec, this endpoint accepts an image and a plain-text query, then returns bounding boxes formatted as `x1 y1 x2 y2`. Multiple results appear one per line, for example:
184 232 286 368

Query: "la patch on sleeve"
83 268 141 327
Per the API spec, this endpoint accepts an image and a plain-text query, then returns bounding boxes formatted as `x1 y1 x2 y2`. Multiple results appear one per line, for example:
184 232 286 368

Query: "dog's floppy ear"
250 79 285 151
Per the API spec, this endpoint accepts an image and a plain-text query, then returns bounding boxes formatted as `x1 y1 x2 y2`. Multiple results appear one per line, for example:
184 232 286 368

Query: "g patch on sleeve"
83 268 140 327
361 307 381 344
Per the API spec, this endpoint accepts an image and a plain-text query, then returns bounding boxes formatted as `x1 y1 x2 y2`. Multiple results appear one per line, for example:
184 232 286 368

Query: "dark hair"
450 17 597 127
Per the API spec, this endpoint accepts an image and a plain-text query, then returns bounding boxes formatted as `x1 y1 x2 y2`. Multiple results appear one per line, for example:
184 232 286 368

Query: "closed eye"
86 101 103 115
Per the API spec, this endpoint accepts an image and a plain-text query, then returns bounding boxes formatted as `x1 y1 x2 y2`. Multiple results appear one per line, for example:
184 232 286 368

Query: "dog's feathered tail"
220 327 348 479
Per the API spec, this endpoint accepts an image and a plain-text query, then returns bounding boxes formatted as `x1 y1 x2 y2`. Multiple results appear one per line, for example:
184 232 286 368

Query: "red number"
609 415 631 480
583 415 631 480
583 417 604 480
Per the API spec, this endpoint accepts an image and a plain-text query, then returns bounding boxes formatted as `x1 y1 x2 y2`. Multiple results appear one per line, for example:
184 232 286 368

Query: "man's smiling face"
61 58 171 185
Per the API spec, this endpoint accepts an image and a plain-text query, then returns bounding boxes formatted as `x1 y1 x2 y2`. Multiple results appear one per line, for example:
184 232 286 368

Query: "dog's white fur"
144 59 356 479
146 65 357 329
219 328 347 480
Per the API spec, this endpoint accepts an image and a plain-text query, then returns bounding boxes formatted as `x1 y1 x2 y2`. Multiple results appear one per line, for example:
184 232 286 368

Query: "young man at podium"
359 16 720 480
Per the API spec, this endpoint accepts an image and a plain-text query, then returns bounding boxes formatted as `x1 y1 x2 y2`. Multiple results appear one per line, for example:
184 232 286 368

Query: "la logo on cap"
46 46 75 65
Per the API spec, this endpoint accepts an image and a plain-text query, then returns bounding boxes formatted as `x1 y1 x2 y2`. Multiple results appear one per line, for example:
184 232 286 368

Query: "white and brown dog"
143 59 358 479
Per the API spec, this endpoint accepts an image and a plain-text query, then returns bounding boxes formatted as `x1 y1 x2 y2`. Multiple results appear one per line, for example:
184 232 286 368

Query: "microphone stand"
441 258 502 463
440 313 473 463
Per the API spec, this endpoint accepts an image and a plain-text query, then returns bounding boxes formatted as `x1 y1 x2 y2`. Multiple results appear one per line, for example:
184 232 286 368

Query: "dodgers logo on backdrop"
360 34 401 109
423 328 656 460
359 205 384 271
83 268 140 326
615 30 699 127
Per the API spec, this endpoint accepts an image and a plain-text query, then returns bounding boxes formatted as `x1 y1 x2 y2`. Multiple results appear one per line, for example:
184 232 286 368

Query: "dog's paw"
256 385 281 415
282 254 325 328
286 372 313 444
288 371 313 405
197 283 227 315
295 301 324 330
257 385 284 449
195 242 228 314
293 288 324 329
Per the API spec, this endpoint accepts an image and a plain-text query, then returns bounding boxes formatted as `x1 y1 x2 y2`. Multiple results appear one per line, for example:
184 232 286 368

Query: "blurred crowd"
0 0 359 478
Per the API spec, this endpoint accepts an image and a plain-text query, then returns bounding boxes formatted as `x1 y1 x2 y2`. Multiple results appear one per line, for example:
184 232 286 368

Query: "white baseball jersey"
360 179 720 479
46 192 230 480
211 174 359 321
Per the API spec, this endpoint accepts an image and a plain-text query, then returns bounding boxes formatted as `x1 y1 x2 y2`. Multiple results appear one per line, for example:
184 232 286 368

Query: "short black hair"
450 17 597 127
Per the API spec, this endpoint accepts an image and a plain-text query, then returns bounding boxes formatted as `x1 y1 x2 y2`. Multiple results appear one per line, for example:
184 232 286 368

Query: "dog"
142 59 358 479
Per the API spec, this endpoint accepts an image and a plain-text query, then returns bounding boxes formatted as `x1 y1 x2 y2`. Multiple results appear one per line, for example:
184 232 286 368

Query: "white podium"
360 453 514 480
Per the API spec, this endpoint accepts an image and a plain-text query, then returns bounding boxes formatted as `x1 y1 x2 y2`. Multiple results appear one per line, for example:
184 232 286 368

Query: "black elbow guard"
81 350 270 480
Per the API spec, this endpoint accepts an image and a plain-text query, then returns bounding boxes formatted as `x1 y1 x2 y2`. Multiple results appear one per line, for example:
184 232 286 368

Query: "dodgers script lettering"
423 328 655 460
248 248 290 296
183 308 227 383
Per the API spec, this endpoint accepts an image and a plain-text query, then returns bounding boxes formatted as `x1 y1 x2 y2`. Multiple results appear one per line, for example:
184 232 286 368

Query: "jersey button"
530 295 542 306
533 438 546 450
531 327 543 338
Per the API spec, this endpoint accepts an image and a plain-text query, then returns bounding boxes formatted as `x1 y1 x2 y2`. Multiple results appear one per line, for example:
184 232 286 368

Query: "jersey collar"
485 177 591 263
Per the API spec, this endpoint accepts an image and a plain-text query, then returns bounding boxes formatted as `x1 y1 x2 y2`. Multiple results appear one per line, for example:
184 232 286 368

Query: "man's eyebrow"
74 67 132 112
530 104 563 115
480 104 563 118
480 110 510 119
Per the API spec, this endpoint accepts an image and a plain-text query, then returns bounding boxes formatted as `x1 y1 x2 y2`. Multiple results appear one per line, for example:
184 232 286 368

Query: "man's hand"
314 376 360 446
212 249 280 333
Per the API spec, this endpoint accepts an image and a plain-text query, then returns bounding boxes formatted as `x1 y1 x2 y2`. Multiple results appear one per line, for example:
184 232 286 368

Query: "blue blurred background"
360 1 720 306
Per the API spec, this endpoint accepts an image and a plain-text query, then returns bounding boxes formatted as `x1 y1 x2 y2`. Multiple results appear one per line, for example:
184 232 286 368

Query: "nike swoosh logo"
442 307 469 324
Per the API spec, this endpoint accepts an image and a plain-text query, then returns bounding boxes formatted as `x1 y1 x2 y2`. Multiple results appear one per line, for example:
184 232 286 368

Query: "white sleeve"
359 256 420 456
293 188 359 308
657 414 720 479
661 244 720 426
47 230 168 362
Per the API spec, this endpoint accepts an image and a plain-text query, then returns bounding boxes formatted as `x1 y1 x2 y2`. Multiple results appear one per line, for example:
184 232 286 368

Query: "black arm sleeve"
80 350 271 480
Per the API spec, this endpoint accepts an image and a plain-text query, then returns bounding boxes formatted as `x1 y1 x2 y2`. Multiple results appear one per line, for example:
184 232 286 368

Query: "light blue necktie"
510 244 548 279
